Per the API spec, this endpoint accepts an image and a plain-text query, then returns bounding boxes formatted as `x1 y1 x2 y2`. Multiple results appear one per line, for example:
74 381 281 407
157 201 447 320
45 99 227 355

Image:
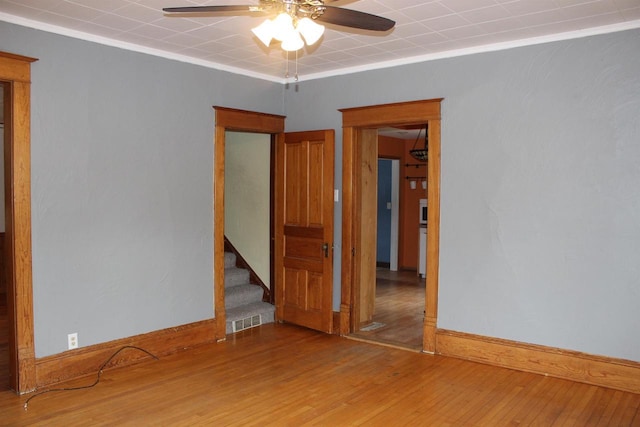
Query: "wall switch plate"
68 333 78 350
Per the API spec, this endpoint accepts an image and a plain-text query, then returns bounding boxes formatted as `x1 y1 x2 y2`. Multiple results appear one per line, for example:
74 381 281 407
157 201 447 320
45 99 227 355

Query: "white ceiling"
1 0 639 82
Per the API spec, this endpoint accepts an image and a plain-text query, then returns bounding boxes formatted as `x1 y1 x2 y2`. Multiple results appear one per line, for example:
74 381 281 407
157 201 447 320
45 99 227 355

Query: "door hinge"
352 247 356 257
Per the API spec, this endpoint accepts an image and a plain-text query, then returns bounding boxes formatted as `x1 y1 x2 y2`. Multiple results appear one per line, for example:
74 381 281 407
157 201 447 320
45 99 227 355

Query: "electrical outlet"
68 333 78 350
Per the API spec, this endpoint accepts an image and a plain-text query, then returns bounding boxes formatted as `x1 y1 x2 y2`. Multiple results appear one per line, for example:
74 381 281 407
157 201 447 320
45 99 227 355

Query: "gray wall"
2 19 639 363
284 29 640 362
1 21 283 357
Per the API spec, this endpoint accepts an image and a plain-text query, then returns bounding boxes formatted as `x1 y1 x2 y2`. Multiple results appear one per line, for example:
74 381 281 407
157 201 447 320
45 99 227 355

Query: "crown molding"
297 19 640 82
2 12 639 85
0 12 286 84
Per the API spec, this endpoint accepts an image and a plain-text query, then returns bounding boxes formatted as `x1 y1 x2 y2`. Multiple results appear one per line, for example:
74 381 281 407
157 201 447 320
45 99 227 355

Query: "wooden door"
275 130 334 333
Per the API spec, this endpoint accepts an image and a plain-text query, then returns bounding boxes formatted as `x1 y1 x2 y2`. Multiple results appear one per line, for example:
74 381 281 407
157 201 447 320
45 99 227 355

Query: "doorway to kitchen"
339 99 442 353
350 127 428 350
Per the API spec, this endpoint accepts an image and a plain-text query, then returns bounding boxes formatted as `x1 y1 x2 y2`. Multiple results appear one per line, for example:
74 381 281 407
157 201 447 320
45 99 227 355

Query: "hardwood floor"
1 323 637 426
351 268 425 350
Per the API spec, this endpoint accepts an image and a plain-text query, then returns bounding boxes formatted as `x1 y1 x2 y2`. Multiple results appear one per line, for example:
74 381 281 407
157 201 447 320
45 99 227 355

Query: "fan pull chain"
285 50 290 79
284 50 299 81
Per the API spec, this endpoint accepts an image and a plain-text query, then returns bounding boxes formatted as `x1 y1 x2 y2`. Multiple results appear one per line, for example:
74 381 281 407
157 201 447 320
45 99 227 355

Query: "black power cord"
24 345 159 410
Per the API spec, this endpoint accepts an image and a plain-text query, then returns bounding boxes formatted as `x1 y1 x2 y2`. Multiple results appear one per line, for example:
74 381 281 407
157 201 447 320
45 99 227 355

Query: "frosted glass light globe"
297 17 324 45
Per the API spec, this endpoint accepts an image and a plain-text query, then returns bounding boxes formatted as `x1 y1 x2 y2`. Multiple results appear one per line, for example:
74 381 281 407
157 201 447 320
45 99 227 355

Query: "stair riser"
225 286 264 310
224 252 236 269
224 268 250 288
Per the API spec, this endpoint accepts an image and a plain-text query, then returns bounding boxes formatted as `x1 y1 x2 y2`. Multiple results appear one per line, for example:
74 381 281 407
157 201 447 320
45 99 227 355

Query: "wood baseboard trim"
339 304 350 336
35 318 219 389
332 311 341 335
436 329 640 394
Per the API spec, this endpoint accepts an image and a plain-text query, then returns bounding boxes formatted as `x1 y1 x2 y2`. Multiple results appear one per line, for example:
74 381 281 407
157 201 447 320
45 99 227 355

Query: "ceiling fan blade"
163 5 263 14
316 6 395 32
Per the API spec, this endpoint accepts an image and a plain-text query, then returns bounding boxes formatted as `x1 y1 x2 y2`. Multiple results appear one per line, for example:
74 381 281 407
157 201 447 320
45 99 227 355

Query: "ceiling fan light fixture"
297 17 324 46
252 19 275 47
163 3 396 78
272 12 295 42
281 30 304 51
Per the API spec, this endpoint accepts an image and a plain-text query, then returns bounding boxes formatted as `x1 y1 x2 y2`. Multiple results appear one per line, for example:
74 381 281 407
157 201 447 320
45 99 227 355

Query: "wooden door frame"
339 99 442 353
212 107 285 338
1 51 37 393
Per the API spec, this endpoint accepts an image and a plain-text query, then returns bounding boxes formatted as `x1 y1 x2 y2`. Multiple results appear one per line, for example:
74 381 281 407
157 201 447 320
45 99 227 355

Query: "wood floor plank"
351 268 424 349
495 374 560 425
0 323 639 425
609 392 640 426
456 369 529 425
516 375 572 425
549 384 599 426
581 386 616 426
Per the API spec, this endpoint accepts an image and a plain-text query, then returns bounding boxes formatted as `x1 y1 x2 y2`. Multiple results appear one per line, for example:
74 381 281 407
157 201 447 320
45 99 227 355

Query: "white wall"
224 131 271 288
284 29 640 362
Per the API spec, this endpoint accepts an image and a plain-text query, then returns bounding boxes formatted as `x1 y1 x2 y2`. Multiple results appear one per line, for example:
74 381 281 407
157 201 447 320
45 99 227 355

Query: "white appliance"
418 198 427 277
419 198 427 225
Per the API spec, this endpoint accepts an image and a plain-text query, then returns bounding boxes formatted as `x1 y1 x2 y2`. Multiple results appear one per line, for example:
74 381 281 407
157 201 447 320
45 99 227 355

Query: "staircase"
224 252 275 335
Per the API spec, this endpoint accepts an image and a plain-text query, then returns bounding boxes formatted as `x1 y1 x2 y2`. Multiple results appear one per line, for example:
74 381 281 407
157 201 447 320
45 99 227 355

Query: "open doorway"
223 130 275 334
350 126 428 350
212 107 284 339
224 131 272 294
213 109 335 336
339 99 442 353
0 51 37 393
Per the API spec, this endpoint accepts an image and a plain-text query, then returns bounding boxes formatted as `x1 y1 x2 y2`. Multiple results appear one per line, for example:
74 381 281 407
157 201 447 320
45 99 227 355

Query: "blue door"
377 159 392 264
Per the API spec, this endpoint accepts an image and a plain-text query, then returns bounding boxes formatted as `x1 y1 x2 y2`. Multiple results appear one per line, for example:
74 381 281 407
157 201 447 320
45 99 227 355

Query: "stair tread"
225 283 263 295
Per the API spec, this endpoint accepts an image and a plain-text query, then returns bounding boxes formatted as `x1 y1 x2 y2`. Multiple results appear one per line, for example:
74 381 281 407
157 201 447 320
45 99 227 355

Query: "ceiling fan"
163 1 395 79
163 1 396 33
165 1 394 50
